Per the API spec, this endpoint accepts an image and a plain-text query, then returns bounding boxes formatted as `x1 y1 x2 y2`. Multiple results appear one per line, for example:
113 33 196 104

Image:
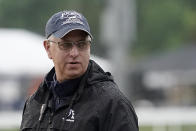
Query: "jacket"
20 60 138 131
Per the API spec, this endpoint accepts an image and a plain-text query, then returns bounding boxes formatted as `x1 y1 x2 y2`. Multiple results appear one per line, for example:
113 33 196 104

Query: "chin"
66 70 84 79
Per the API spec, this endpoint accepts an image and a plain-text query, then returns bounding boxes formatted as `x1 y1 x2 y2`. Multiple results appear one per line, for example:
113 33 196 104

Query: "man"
20 10 138 131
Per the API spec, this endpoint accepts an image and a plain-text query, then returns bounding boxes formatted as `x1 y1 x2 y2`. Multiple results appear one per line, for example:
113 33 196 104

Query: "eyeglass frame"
47 39 91 51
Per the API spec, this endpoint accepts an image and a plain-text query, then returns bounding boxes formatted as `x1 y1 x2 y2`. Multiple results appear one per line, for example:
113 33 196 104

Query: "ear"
43 40 52 59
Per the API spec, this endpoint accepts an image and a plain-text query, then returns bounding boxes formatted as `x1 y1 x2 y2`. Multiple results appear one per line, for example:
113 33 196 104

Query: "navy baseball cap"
45 10 92 39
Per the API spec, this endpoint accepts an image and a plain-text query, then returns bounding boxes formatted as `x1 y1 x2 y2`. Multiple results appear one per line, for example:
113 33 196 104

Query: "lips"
69 61 80 64
68 61 80 68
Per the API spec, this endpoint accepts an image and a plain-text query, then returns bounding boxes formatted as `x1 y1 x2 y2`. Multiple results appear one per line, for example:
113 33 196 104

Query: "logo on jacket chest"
65 109 75 122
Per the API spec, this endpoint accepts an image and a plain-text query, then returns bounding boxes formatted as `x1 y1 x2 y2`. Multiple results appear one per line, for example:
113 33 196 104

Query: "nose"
69 45 79 57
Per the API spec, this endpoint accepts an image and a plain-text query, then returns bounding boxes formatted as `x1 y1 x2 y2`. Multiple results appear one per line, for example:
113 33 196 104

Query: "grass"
1 125 196 131
0 129 18 131
140 125 196 131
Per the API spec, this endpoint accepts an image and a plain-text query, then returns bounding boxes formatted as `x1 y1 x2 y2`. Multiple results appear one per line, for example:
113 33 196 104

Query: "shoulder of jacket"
25 81 44 104
25 92 36 106
90 81 123 103
93 81 136 107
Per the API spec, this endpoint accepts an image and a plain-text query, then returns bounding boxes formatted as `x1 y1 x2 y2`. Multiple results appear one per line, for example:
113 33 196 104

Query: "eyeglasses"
47 40 91 51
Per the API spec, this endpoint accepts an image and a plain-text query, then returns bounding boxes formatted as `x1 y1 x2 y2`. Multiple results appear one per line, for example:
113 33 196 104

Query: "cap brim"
53 25 93 39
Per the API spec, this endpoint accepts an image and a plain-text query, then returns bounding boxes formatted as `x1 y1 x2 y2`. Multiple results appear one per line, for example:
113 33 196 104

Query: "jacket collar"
33 60 114 104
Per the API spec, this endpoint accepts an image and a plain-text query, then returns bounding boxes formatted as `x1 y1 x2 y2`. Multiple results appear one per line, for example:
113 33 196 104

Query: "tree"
132 0 196 58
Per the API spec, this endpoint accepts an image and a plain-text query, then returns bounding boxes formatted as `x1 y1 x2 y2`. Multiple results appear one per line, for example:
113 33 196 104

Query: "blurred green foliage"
0 0 196 57
133 0 196 57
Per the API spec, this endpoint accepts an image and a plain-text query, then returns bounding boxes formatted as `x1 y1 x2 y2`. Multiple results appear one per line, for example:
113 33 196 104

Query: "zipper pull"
39 104 46 121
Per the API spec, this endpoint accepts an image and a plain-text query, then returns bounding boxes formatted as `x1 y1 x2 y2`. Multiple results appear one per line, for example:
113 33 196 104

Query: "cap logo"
60 11 84 26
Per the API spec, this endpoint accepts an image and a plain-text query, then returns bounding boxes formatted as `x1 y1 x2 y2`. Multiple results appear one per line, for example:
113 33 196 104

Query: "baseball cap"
45 10 92 39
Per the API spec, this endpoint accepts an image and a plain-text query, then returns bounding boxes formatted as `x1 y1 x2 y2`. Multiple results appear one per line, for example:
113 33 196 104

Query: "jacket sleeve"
101 98 139 131
20 95 34 131
20 97 30 130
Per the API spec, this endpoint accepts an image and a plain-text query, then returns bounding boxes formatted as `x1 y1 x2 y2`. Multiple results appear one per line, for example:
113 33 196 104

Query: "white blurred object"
0 80 20 104
91 55 112 73
0 111 22 129
0 28 53 75
137 107 196 131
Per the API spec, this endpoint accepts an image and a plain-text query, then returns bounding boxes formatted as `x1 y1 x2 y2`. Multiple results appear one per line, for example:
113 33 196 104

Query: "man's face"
44 30 91 82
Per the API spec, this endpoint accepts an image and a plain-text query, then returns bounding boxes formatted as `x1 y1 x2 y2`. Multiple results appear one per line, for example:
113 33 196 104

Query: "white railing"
137 107 196 131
